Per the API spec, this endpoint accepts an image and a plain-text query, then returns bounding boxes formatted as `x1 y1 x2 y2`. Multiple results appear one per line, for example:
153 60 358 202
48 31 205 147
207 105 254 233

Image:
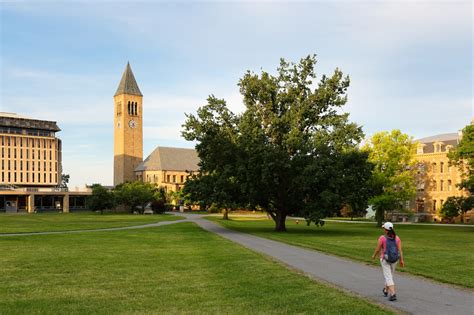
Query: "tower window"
128 102 131 115
134 102 138 116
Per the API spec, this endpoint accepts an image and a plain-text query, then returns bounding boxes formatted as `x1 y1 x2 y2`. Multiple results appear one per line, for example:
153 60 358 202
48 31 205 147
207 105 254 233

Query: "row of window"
0 127 54 137
1 136 57 148
128 101 139 116
418 179 456 192
1 171 58 184
1 160 58 172
431 162 453 173
1 148 58 160
145 174 187 184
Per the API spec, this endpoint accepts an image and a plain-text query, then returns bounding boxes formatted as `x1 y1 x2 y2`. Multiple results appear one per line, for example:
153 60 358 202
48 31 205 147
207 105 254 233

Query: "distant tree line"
86 182 172 214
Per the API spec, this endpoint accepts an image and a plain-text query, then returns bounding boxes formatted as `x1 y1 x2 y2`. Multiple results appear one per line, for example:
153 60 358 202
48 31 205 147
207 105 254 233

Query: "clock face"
128 120 137 129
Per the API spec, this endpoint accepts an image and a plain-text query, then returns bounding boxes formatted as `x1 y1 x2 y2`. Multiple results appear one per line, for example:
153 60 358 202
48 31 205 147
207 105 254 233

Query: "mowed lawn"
0 213 183 233
0 223 391 314
207 216 474 288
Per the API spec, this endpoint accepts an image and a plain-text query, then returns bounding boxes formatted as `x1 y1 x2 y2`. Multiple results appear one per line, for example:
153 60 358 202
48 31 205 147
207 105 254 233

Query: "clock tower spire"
113 62 143 186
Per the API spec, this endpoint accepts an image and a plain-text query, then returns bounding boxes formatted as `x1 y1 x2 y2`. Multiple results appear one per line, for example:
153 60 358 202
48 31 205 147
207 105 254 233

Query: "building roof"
135 146 200 172
114 62 143 97
417 133 460 144
416 133 460 154
0 112 61 132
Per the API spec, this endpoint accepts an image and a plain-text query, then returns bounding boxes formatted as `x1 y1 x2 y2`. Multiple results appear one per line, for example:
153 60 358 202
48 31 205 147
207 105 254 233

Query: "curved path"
180 213 473 315
2 213 472 315
0 218 191 236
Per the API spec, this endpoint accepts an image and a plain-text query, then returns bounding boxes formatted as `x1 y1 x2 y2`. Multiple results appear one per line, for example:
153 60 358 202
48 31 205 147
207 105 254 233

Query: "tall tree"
86 184 115 214
448 124 474 193
363 130 417 226
183 55 374 231
114 181 155 214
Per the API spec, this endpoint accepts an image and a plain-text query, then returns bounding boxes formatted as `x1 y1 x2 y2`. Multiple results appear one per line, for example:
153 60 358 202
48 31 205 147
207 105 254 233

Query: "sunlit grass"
208 216 474 288
0 223 391 314
0 212 183 233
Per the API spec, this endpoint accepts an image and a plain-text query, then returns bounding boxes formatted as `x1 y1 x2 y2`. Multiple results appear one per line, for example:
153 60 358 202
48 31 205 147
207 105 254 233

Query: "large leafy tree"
448 124 474 193
183 55 374 231
114 181 155 214
86 184 115 214
363 130 417 226
183 96 243 220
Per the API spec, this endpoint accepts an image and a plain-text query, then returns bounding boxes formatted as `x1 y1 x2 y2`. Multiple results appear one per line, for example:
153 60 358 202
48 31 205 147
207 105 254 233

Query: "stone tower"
113 62 143 186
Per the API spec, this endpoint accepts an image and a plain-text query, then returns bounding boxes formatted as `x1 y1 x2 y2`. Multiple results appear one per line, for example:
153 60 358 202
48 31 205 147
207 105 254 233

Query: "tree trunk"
375 208 384 227
222 208 229 220
274 212 287 232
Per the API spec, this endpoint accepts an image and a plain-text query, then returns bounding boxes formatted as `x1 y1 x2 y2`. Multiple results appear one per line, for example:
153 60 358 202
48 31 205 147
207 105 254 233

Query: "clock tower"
114 62 143 186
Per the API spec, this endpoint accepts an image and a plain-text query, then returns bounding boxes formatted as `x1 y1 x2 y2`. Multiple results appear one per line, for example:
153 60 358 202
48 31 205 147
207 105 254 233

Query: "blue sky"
1 1 472 188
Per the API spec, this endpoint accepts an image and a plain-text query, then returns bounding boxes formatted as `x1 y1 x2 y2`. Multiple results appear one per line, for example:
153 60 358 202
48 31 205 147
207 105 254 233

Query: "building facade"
0 113 90 213
134 146 199 192
114 62 143 186
412 132 470 221
0 112 62 187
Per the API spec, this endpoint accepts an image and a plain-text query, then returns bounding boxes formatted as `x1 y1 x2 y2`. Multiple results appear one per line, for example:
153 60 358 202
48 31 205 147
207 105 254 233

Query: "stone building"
0 112 62 187
134 146 199 192
412 132 471 222
0 113 89 213
113 62 144 186
113 63 199 191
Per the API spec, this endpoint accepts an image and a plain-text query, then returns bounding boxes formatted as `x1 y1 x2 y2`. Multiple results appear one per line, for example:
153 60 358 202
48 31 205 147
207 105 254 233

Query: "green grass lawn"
0 213 183 233
207 216 474 288
0 223 391 314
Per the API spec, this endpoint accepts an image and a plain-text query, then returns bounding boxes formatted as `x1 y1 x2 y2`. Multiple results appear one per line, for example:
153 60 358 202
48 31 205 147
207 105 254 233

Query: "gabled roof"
417 133 459 144
114 62 143 97
135 146 200 172
416 133 460 154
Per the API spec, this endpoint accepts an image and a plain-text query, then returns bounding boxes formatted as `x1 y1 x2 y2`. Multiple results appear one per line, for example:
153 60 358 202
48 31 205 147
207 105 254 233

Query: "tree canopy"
363 129 417 226
448 124 474 193
86 184 115 214
183 55 374 231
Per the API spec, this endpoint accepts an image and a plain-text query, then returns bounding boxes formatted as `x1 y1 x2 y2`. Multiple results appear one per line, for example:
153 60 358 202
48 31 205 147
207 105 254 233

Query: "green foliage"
448 124 474 193
440 196 474 222
86 184 115 214
114 181 155 214
60 174 70 188
150 199 166 214
183 55 374 231
364 129 417 226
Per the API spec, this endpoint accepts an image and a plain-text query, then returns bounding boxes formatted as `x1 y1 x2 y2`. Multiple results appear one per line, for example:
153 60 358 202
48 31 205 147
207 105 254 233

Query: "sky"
1 0 472 188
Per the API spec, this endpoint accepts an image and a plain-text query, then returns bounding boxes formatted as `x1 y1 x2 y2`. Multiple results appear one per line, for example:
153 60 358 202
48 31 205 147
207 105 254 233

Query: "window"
128 102 131 115
448 180 452 191
440 162 444 173
173 175 176 183
167 174 170 182
433 200 437 212
180 175 184 183
440 180 444 191
432 163 436 173
432 180 437 191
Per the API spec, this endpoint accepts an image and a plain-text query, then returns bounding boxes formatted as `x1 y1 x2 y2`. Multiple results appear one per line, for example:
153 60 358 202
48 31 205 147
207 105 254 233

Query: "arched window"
432 162 437 173
128 102 131 115
440 180 444 191
134 103 138 116
440 162 444 173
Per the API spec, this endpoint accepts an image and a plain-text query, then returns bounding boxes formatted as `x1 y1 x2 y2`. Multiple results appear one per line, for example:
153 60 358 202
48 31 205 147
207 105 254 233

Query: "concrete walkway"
0 219 190 236
2 213 472 314
180 213 473 315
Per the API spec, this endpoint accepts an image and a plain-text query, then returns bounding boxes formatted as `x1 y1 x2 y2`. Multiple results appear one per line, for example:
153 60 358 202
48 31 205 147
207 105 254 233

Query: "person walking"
371 221 404 301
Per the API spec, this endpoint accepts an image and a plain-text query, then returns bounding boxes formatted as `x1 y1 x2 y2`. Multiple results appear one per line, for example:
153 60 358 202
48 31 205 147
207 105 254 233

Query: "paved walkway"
180 213 473 315
2 214 473 314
